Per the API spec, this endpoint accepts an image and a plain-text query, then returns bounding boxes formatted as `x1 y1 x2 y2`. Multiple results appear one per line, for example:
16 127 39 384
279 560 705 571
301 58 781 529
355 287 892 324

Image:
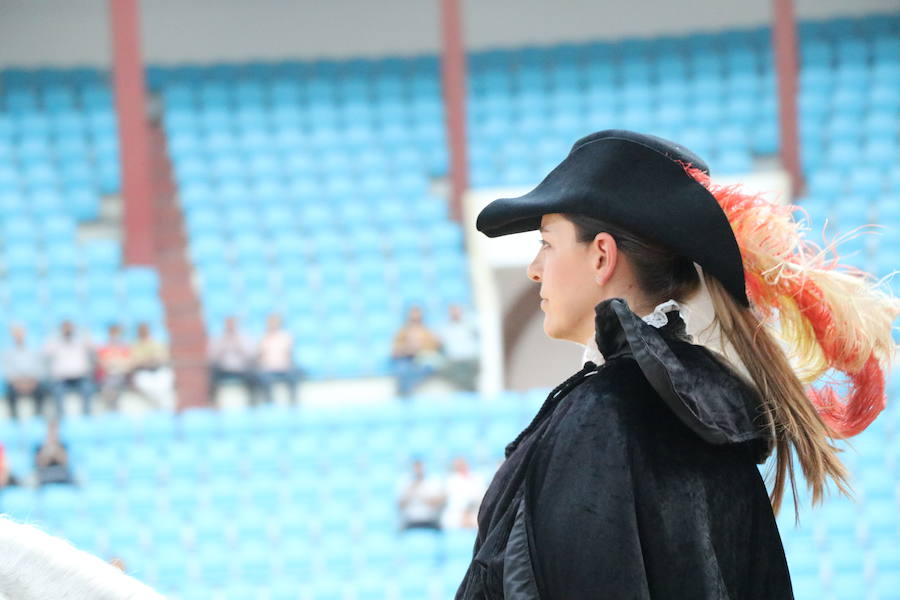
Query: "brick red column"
772 0 804 197
109 0 155 264
440 0 469 221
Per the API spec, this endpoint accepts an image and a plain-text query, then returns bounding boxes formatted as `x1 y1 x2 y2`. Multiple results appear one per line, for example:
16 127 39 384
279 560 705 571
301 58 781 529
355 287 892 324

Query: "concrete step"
100 193 123 222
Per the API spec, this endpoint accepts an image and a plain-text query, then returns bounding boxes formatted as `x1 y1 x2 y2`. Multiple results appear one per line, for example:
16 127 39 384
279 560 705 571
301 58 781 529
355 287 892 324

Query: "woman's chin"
543 317 581 343
542 317 563 340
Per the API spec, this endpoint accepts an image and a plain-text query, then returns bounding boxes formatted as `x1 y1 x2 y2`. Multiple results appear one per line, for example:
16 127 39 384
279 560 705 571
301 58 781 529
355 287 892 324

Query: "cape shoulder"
591 298 772 461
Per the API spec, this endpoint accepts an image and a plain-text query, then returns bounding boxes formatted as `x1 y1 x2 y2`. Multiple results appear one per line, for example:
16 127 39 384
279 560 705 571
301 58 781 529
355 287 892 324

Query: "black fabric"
503 500 541 599
474 129 749 308
597 299 771 457
455 298 792 600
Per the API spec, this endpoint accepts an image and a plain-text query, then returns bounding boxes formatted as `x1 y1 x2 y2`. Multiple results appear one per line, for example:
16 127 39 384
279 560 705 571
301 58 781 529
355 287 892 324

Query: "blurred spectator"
0 443 22 489
3 325 47 420
256 314 301 405
397 458 446 531
34 420 74 486
96 324 132 410
391 306 441 398
441 456 486 530
130 323 174 410
43 321 96 417
208 316 258 404
437 304 480 391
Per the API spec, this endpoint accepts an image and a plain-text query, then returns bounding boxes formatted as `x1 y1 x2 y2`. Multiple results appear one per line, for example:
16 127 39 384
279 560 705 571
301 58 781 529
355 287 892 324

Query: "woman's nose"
527 258 541 282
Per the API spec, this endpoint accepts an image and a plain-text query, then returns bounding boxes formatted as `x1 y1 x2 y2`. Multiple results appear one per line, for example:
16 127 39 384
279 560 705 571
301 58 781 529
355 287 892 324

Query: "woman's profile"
455 129 900 599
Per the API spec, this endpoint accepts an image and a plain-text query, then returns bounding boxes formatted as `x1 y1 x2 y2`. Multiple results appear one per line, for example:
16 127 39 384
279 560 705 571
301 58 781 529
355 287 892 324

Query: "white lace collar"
581 298 687 366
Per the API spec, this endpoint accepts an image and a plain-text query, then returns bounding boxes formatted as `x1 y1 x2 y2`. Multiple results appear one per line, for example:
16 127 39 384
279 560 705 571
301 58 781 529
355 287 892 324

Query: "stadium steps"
149 121 209 408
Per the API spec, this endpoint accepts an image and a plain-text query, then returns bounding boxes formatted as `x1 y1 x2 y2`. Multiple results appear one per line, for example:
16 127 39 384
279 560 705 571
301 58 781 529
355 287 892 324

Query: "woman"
455 130 899 599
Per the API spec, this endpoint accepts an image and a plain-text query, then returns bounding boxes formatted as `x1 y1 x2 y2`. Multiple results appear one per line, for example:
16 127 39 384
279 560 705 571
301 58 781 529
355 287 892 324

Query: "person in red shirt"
96 324 132 411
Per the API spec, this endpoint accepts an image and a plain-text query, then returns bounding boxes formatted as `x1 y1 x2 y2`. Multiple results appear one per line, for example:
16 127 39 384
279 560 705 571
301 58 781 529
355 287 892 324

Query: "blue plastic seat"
82 239 121 269
3 217 38 242
3 243 40 273
189 235 228 266
0 487 39 522
151 548 190 593
849 167 886 196
123 267 161 296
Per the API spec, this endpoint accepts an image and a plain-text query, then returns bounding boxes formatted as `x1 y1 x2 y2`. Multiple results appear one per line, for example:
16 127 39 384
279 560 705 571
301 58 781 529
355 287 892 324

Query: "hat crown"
569 129 710 175
475 129 749 307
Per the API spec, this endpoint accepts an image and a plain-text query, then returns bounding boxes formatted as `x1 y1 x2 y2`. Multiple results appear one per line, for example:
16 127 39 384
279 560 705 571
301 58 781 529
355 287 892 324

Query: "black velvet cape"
455 298 793 600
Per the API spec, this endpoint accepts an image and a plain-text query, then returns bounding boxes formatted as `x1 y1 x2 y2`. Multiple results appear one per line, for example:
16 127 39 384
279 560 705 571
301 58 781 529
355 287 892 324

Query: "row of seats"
0 211 165 337
1 85 114 114
0 113 118 141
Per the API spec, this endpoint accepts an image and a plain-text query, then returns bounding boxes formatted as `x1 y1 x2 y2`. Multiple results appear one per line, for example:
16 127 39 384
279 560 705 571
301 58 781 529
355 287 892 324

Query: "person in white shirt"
441 456 486 530
3 325 47 419
43 321 96 417
208 316 257 405
255 314 301 404
437 304 480 391
397 459 446 531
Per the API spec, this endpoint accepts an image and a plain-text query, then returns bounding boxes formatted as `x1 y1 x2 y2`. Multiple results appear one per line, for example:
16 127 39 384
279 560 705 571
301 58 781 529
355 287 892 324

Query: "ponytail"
704 273 848 513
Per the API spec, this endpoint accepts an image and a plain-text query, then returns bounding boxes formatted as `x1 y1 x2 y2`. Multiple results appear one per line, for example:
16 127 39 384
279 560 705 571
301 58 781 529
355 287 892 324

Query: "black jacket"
455 298 793 600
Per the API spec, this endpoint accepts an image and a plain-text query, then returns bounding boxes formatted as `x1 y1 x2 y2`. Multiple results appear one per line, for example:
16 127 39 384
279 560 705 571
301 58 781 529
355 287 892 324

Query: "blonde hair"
0 517 163 600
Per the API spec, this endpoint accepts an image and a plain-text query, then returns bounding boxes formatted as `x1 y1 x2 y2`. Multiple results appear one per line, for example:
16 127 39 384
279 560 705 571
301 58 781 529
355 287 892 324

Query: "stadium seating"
0 68 167 361
155 59 468 379
0 10 898 600
466 30 777 187
795 17 900 301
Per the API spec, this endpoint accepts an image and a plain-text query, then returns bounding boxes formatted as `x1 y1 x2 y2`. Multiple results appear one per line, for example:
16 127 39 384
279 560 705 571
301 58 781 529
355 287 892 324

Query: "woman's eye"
539 240 549 248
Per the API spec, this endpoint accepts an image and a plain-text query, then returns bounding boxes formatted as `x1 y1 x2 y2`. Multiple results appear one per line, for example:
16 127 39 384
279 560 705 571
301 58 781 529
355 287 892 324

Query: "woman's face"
526 214 615 343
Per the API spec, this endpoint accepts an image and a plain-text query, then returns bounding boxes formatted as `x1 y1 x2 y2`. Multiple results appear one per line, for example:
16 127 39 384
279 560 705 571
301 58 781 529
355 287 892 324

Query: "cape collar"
590 298 771 458
581 298 687 366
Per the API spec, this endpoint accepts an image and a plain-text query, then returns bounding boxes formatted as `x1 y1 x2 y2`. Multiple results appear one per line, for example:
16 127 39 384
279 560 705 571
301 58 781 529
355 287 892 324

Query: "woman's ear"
592 232 618 286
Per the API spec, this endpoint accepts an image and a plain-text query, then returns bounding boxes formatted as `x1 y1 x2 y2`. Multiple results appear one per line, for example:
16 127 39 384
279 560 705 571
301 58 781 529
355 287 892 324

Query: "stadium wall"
0 0 897 68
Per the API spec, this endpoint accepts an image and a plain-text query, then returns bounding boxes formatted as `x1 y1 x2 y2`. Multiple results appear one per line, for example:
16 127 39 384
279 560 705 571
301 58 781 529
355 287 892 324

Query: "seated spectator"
3 325 47 420
34 420 74 486
256 314 301 405
130 323 174 410
437 304 480 392
391 306 442 398
208 316 258 405
441 456 486 530
96 324 132 411
43 321 96 417
0 443 22 489
397 458 446 531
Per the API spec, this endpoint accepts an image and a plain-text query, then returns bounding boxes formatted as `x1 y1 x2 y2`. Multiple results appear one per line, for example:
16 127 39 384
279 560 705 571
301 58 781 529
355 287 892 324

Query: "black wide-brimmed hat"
475 129 750 307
